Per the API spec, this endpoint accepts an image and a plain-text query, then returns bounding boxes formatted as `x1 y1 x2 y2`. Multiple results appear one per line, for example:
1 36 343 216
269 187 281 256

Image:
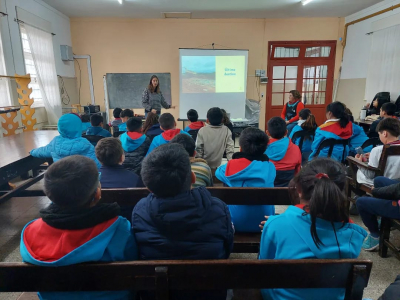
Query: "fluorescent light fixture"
302 0 314 5
118 0 122 4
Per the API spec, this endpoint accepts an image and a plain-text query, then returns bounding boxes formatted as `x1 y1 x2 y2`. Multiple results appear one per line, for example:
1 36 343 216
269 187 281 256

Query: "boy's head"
170 134 196 157
113 108 123 119
127 117 143 132
95 137 124 166
81 114 90 123
380 102 397 118
239 127 269 156
207 107 223 126
141 143 194 198
267 117 287 139
159 113 176 131
90 114 103 127
377 118 400 144
187 109 198 123
44 155 100 209
120 109 134 123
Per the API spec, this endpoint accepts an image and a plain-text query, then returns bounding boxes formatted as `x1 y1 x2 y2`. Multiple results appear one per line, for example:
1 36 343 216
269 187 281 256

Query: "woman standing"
142 75 174 116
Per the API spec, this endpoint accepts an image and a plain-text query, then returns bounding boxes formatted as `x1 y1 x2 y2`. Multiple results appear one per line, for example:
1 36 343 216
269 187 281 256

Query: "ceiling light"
118 0 122 4
302 0 314 5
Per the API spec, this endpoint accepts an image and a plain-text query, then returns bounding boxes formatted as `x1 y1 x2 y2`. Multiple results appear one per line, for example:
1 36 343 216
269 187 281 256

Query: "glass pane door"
271 65 298 106
302 65 328 105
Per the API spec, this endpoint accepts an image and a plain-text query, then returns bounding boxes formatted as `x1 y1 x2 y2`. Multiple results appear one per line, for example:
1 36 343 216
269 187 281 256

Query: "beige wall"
335 78 367 118
71 17 344 130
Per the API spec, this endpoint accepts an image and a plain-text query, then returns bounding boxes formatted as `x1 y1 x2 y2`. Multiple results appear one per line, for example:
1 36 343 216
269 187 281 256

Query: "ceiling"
42 0 383 19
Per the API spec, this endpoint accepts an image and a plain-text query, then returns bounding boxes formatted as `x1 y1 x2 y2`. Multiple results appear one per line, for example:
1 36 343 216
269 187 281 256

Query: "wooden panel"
15 74 37 131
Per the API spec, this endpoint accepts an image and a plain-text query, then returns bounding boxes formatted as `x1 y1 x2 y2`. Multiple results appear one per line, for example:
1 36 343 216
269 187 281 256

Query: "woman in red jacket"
280 90 305 134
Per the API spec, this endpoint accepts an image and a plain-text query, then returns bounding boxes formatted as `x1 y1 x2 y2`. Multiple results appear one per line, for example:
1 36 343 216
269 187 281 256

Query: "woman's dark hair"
326 101 349 128
142 112 159 134
290 90 302 100
221 109 232 125
299 109 317 131
289 158 348 250
148 75 160 94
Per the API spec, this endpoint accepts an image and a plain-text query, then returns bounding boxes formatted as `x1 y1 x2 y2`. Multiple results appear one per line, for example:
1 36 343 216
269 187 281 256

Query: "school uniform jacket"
86 126 112 138
146 129 190 154
259 205 367 300
349 123 371 155
184 121 205 132
309 120 353 162
289 122 314 153
216 156 276 232
120 132 151 175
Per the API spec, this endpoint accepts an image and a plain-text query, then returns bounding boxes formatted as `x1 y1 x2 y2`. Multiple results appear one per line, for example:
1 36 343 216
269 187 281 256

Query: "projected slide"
182 56 245 93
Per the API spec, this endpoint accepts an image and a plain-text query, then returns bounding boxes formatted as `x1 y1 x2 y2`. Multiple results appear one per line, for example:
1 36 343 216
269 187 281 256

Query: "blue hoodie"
30 114 101 168
86 126 112 138
259 205 367 300
289 124 314 153
20 216 138 300
81 122 91 133
349 123 372 155
146 123 163 136
118 122 127 131
216 157 276 232
146 129 190 155
120 132 147 152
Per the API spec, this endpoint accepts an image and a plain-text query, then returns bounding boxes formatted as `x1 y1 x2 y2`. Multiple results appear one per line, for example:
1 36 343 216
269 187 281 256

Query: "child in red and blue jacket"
184 109 205 132
265 117 301 187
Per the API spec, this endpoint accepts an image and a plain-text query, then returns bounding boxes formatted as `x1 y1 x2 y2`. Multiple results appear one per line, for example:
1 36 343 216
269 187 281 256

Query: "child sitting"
118 109 134 131
216 127 276 232
259 158 366 300
95 137 141 188
356 118 400 185
146 113 189 154
80 114 91 133
184 109 205 132
265 117 301 187
86 114 112 137
20 155 138 300
120 117 151 175
132 143 234 300
309 101 353 162
369 102 397 135
142 112 163 137
289 108 317 163
109 107 123 130
170 133 213 188
30 113 101 168
196 107 235 169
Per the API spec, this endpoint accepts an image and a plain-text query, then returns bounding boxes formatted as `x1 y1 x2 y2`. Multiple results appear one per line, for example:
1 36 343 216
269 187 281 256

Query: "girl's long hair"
299 108 317 131
148 75 161 94
143 112 159 134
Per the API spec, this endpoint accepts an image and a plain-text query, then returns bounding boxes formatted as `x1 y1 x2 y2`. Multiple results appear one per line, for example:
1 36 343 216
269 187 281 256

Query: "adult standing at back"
142 75 174 116
280 90 305 134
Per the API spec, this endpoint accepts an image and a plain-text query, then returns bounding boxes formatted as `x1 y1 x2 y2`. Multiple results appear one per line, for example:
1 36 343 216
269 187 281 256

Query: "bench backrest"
361 137 382 150
291 129 315 151
0 259 372 300
315 138 350 164
100 187 291 206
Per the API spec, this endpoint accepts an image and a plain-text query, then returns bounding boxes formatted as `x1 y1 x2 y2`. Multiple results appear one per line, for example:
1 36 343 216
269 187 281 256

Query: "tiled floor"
0 190 399 299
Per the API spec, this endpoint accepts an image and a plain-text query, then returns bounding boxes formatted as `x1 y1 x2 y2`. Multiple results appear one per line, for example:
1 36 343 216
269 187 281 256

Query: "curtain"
0 23 12 108
22 24 61 124
365 24 400 102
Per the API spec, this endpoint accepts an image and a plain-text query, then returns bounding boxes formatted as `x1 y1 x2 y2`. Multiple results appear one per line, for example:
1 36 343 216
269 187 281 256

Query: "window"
0 24 12 108
20 26 44 108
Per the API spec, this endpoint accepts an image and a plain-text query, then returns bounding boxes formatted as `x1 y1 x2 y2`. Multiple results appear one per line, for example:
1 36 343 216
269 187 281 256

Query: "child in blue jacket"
30 113 101 168
259 158 367 300
118 109 134 131
20 156 138 300
289 108 317 162
146 113 190 154
86 114 112 138
184 109 205 132
216 127 276 232
309 102 353 162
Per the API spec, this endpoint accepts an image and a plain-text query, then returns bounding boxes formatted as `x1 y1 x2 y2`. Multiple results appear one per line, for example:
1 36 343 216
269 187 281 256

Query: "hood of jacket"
120 132 146 152
161 129 183 141
58 114 82 139
318 120 353 140
265 137 290 161
188 121 205 130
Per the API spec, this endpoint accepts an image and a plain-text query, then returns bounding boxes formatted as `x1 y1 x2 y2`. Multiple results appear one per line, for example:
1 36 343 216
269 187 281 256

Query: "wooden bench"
0 259 372 300
100 187 291 253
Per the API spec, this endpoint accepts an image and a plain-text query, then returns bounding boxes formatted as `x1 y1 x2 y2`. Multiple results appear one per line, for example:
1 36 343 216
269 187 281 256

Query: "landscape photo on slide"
182 56 216 93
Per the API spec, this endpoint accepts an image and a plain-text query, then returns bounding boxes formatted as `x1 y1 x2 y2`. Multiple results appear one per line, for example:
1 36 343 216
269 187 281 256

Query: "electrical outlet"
261 93 264 98
260 70 266 77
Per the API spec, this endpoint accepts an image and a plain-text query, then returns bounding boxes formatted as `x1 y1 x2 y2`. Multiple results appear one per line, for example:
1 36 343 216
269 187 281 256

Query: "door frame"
265 40 337 128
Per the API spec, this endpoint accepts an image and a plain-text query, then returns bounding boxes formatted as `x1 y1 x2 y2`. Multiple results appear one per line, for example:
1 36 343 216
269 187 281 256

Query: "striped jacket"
190 157 213 188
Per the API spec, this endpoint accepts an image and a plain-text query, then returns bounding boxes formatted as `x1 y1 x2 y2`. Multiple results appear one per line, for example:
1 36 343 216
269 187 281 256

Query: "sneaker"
362 234 379 251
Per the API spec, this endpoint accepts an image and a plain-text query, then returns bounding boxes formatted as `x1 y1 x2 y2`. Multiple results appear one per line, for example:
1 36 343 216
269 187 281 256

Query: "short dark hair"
44 155 99 208
267 117 287 139
381 102 397 116
120 109 134 118
159 113 175 130
81 114 90 123
170 134 195 157
239 127 269 156
113 108 123 119
187 109 198 122
127 117 143 132
95 138 124 166
377 117 400 137
90 114 103 126
141 143 192 197
207 107 223 126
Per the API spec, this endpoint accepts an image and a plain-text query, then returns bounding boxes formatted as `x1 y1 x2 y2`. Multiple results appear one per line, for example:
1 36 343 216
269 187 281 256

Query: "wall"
0 0 74 127
71 17 344 130
337 0 400 117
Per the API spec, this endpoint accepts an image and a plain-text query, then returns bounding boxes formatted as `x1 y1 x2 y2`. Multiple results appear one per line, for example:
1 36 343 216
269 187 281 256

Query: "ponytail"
327 102 349 128
299 108 317 131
